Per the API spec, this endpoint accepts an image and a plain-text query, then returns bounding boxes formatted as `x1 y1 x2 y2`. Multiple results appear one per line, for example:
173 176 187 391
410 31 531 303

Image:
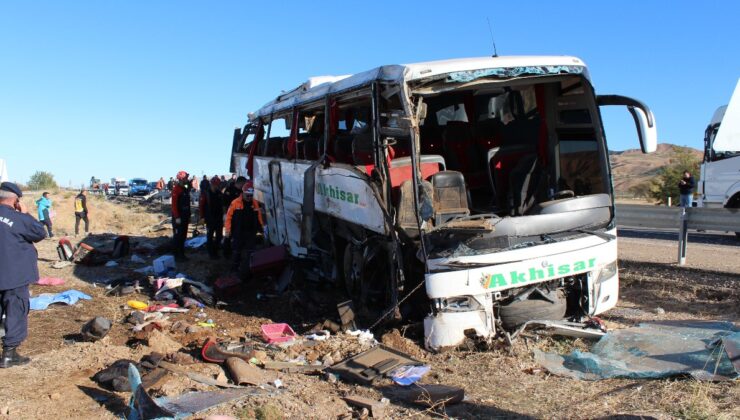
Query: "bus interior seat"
396 179 433 238
333 134 354 163
303 136 320 160
352 132 374 165
507 154 546 216
442 121 477 171
388 155 445 206
431 171 470 224
265 137 287 157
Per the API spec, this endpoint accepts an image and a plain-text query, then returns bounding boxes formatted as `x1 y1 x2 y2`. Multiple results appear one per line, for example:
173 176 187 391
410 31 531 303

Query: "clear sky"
1 1 738 187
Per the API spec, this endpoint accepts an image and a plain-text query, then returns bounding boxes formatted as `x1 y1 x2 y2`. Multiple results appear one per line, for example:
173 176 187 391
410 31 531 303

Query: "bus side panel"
254 157 388 257
279 161 311 256
314 167 387 234
253 157 281 247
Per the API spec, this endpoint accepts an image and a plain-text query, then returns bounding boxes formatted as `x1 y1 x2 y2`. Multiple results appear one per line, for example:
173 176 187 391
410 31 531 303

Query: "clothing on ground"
29 289 92 310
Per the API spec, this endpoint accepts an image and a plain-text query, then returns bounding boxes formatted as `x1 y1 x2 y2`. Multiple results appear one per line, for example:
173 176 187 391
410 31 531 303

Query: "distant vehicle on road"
111 177 129 196
128 178 150 196
697 79 740 212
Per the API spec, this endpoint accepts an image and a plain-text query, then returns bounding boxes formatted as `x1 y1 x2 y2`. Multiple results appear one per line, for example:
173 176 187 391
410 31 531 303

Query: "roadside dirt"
0 195 738 419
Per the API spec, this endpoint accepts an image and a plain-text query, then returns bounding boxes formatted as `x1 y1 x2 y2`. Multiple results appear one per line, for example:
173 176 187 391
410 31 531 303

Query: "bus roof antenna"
487 17 498 57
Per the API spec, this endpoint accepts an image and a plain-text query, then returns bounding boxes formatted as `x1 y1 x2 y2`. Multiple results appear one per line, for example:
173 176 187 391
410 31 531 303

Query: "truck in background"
111 178 129 196
697 79 740 215
128 178 150 196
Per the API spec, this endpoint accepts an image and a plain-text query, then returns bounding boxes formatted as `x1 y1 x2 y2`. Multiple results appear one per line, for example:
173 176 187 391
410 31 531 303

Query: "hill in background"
609 143 702 195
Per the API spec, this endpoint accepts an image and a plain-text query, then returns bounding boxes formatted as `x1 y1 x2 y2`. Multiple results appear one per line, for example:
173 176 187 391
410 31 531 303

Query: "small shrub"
27 171 59 191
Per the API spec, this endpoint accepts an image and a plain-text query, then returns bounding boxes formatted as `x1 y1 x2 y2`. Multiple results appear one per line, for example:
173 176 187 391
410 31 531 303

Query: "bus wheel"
343 243 365 301
343 240 388 307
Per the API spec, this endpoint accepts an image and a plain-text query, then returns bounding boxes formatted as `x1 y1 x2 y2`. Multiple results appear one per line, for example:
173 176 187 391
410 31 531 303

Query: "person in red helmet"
171 171 191 262
224 181 262 274
199 176 225 259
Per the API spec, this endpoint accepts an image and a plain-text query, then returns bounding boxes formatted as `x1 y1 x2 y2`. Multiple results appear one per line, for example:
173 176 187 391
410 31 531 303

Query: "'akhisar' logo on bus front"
481 257 597 289
317 182 361 205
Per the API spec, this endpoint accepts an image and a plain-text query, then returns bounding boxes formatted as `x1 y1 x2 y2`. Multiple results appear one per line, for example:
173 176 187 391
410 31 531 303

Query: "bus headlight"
597 261 618 282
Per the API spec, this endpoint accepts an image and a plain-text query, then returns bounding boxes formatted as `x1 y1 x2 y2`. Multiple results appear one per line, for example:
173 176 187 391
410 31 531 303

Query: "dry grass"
21 191 164 235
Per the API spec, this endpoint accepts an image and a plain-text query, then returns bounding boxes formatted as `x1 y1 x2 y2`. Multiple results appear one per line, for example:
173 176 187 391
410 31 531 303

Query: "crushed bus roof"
252 55 587 119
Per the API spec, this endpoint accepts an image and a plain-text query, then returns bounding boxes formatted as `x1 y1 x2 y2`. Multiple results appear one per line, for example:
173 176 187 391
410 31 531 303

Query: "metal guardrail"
615 204 740 265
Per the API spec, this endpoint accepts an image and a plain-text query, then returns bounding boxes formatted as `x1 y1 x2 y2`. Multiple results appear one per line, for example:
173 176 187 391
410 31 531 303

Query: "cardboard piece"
329 345 422 384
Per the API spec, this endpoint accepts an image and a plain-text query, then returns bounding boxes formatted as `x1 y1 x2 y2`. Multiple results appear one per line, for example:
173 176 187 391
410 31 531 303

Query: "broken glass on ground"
534 320 740 381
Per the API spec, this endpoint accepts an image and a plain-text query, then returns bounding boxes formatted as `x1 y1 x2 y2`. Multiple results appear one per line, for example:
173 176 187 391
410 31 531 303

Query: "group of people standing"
27 189 91 240
170 171 262 274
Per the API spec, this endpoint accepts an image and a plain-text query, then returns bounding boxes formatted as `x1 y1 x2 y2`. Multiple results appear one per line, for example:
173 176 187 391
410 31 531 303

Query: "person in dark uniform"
74 188 90 236
199 176 225 259
0 182 47 368
224 182 261 274
678 170 695 207
171 171 191 262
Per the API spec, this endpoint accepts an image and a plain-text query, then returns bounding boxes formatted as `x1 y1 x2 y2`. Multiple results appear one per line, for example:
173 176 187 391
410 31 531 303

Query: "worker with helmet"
171 171 191 262
224 181 262 274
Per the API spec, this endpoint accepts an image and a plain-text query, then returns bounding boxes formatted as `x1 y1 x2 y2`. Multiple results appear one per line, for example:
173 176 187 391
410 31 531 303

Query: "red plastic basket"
260 323 297 344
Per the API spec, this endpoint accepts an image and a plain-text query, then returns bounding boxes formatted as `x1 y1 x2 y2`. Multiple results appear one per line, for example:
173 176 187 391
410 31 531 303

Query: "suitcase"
249 245 287 277
72 242 95 264
57 238 75 261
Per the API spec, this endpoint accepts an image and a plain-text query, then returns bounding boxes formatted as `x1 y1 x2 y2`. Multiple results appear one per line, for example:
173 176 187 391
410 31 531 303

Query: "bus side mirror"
627 106 657 154
597 95 657 154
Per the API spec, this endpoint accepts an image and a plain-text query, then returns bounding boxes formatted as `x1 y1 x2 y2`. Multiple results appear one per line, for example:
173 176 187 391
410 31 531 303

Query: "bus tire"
499 290 567 330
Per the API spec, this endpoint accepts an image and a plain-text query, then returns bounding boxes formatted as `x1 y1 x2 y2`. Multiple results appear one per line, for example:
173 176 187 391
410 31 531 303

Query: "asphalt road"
617 227 739 246
617 227 740 274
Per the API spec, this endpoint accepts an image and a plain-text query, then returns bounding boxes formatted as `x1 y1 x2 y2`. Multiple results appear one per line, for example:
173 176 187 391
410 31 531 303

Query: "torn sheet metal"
446 65 585 83
534 320 740 381
512 319 606 340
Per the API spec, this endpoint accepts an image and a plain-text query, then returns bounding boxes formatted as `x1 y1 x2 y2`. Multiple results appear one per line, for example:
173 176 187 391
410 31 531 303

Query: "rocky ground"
0 194 737 419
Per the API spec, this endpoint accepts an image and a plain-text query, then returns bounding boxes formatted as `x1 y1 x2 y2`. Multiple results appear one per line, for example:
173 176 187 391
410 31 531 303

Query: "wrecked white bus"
231 56 657 350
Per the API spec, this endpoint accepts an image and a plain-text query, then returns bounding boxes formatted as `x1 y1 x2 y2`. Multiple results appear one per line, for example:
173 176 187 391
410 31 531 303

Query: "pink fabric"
37 277 65 286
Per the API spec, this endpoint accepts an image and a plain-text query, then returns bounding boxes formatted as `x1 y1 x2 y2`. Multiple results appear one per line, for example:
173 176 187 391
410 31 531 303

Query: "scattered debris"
225 357 272 386
382 384 465 407
29 290 92 310
330 345 422 384
127 300 149 310
134 266 155 275
342 395 387 419
510 319 607 341
249 245 288 277
80 316 112 342
153 255 176 276
131 254 146 264
157 360 241 389
50 260 73 269
185 236 207 249
104 260 119 268
389 365 431 386
202 337 257 363
337 300 357 331
261 323 297 344
534 320 740 381
36 277 65 286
